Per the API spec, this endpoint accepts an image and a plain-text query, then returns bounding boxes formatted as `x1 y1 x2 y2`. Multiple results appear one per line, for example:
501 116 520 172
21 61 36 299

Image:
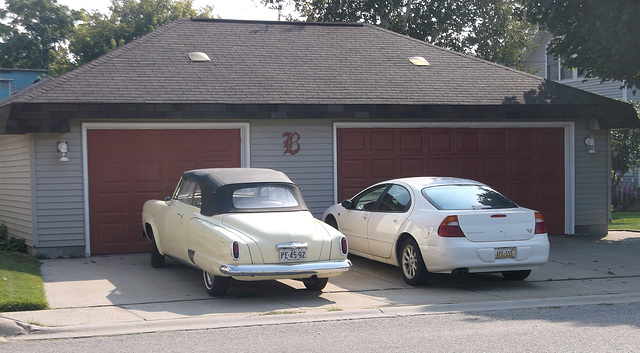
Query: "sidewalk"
3 231 640 341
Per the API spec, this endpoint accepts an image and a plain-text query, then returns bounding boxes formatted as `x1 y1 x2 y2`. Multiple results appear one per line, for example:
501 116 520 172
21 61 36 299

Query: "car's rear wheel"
203 270 230 296
400 238 429 286
501 270 531 281
325 216 338 230
150 235 165 268
302 276 328 291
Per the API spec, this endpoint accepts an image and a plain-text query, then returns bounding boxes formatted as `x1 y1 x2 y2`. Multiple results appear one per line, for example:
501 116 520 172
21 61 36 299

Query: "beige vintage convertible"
142 168 351 296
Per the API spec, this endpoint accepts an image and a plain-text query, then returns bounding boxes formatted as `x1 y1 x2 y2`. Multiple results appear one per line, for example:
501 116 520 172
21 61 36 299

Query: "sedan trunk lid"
455 209 536 242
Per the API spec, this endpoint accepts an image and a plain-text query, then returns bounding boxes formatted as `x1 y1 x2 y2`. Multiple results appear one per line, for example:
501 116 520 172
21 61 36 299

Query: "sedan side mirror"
341 200 354 209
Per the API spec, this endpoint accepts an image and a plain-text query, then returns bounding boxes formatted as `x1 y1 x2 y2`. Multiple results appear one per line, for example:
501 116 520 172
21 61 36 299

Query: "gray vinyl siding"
33 121 85 250
563 80 639 104
573 121 609 235
249 119 334 218
0 134 33 245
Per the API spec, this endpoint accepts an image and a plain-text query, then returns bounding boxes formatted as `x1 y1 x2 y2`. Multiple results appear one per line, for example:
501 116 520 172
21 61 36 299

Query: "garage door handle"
177 212 184 217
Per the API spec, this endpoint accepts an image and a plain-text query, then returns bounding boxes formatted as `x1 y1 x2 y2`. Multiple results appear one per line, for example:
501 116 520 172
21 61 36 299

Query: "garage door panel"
537 130 564 150
400 159 423 177
485 157 508 177
339 131 366 152
371 131 395 152
88 129 241 254
456 131 480 152
428 131 453 152
511 131 535 151
400 132 424 151
371 160 395 179
485 130 508 152
457 158 480 178
338 127 565 234
427 159 453 176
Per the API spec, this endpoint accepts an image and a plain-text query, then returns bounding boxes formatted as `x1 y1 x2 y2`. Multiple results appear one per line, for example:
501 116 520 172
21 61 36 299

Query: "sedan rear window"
233 186 299 209
422 185 518 210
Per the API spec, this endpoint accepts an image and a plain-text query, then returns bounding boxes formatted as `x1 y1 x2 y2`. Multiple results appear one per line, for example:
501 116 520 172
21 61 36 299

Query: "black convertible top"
180 168 308 216
183 168 293 189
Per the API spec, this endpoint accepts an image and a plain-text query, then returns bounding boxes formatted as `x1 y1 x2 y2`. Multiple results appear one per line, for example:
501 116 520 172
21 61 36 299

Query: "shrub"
613 184 640 212
0 223 27 253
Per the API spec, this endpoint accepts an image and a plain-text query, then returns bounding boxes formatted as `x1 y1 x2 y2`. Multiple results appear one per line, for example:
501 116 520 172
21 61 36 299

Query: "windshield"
232 186 299 209
422 185 518 210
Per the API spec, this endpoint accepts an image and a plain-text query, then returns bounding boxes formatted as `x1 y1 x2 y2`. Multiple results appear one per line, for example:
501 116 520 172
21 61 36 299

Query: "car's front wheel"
150 235 165 268
203 270 230 296
400 238 429 286
501 270 531 281
302 276 328 291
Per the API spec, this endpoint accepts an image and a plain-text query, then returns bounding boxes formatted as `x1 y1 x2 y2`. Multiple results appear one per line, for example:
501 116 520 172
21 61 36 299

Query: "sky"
56 0 283 21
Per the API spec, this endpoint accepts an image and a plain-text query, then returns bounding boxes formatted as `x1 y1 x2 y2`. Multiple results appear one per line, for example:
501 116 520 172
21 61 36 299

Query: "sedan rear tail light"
340 236 348 255
534 212 547 234
437 215 465 237
231 241 240 260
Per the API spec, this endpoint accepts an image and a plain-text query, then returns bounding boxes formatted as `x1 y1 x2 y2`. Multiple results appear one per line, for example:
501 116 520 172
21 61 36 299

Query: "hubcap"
402 245 417 279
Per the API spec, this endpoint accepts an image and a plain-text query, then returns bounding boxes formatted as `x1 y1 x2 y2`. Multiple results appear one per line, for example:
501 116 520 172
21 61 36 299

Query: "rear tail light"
340 236 348 255
231 241 240 260
534 212 547 234
437 215 465 237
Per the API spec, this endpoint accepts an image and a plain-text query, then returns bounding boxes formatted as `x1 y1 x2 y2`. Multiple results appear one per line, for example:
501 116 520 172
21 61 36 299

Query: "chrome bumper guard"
219 259 352 277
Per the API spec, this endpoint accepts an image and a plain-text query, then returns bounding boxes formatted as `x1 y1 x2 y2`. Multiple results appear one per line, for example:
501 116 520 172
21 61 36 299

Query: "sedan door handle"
177 212 184 218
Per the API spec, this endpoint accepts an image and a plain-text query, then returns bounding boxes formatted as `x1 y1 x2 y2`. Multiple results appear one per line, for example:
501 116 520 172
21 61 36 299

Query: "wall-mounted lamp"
585 136 596 154
57 140 69 161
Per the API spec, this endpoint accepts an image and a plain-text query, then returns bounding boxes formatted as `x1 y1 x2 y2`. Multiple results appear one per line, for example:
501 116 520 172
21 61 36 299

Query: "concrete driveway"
3 231 640 340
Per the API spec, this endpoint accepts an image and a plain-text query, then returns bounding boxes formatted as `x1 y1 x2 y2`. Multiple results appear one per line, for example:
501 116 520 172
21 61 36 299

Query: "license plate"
279 248 307 262
495 247 516 259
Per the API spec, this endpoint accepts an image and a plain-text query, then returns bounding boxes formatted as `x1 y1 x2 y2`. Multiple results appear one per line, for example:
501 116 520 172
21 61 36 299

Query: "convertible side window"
351 184 388 211
174 178 201 208
377 185 411 212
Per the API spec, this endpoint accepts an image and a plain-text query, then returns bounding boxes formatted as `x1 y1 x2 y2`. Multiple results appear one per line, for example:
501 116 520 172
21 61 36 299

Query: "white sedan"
322 177 549 285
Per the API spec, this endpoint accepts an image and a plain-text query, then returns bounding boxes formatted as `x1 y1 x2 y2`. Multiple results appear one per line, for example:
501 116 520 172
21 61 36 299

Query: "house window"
546 50 584 81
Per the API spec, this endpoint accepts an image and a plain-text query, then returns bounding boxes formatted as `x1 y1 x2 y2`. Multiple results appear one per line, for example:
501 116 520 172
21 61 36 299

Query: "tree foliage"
71 0 214 65
524 0 640 89
611 101 640 193
262 0 538 69
0 0 213 76
0 0 79 70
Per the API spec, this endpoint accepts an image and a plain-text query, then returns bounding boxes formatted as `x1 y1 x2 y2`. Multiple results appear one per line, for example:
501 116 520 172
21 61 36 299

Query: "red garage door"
337 128 565 235
87 129 242 254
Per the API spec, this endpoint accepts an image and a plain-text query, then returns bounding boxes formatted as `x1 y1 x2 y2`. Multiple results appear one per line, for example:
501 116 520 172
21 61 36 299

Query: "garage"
337 127 565 235
87 128 242 254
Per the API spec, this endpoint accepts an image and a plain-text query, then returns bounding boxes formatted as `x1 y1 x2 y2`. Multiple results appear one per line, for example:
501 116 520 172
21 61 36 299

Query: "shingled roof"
1 18 638 133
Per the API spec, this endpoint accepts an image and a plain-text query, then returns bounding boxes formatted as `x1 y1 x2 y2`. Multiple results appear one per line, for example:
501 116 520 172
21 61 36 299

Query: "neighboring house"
0 68 48 99
0 19 638 258
523 32 639 104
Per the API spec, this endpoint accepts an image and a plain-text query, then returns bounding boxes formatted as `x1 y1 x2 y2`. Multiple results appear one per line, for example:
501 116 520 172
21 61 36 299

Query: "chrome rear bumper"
219 259 352 277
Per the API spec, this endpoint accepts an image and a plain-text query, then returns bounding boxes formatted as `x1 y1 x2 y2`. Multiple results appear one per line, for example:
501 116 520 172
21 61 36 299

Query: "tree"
611 101 640 194
70 0 214 65
524 0 640 89
0 0 79 70
261 0 538 70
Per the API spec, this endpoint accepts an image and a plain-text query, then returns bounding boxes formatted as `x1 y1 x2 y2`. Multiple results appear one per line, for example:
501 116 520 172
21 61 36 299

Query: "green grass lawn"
609 212 640 231
0 250 48 312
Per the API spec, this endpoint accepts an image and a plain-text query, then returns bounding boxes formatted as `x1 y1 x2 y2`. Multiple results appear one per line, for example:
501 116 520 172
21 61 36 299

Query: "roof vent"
187 52 210 62
408 56 430 66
